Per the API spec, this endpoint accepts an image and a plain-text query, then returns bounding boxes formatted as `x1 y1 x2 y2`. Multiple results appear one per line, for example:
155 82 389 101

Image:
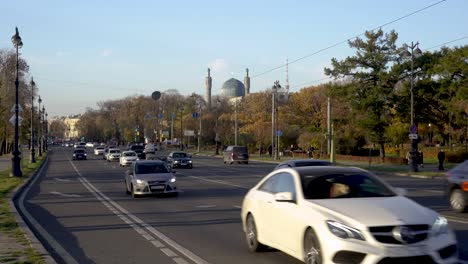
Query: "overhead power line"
289 35 467 89
252 0 448 79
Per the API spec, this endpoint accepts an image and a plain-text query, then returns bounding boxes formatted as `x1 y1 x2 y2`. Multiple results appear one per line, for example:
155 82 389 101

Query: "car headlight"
188 160 192 163
136 179 145 185
432 216 449 236
73 154 76 157
84 153 87 156
326 220 365 241
174 160 179 163
170 177 176 183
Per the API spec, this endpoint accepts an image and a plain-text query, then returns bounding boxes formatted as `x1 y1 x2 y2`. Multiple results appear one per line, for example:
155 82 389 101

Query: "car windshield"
135 163 169 174
233 147 247 153
301 173 395 199
173 153 187 158
74 150 85 154
294 161 330 167
124 152 136 157
110 149 120 153
131 145 144 150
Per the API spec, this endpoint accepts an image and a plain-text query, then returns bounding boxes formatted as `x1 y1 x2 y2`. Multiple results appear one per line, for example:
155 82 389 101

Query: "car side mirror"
274 192 295 203
394 187 407 196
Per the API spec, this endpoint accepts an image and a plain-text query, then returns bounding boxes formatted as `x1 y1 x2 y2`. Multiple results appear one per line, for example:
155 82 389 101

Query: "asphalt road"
17 147 468 264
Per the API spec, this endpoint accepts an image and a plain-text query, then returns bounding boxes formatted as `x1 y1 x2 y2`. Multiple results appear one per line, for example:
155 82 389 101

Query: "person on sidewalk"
437 149 445 171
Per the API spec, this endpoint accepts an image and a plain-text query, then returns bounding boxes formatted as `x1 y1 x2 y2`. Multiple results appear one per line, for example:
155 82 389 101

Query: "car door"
125 164 134 191
254 174 279 244
268 172 302 254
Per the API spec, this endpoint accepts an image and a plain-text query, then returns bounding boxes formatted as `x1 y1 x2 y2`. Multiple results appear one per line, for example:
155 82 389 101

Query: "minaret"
205 68 212 108
243 68 250 95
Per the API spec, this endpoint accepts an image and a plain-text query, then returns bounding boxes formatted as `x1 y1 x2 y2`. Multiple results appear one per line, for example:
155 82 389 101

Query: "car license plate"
150 185 165 191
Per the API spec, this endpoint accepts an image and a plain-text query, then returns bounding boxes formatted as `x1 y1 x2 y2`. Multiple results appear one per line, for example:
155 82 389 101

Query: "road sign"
276 130 283 136
162 130 169 136
171 113 176 119
215 133 220 142
409 133 418 139
10 104 23 113
192 112 199 118
9 115 23 126
409 125 417 134
158 113 164 118
151 91 161 101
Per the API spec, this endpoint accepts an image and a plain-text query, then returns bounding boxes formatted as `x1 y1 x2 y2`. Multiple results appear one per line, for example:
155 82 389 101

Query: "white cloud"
99 49 113 57
208 58 229 72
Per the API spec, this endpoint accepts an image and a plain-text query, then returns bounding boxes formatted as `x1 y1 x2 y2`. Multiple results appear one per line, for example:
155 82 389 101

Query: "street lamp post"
402 41 422 172
11 27 23 177
30 78 36 163
234 98 238 146
37 96 42 157
45 111 48 151
42 106 45 153
215 99 221 155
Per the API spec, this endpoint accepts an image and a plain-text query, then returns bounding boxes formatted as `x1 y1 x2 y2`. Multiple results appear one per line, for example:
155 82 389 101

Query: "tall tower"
243 68 250 95
205 68 212 108
285 59 290 96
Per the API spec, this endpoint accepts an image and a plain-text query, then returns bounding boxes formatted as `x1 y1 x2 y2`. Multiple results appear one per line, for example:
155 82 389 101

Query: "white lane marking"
69 159 210 264
54 178 71 182
443 215 468 225
49 191 82 198
422 189 444 194
233 205 242 209
161 248 178 257
189 176 249 189
173 258 190 264
195 205 217 208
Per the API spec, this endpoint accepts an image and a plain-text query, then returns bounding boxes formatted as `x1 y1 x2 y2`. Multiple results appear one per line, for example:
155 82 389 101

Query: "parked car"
167 151 193 169
241 166 458 263
223 146 249 164
120 151 138 167
72 149 87 160
106 148 121 162
128 144 145 159
274 159 331 170
94 146 105 155
447 159 468 213
124 160 178 198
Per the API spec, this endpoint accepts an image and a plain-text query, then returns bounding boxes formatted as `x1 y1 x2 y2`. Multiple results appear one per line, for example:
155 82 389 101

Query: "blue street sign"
409 125 417 134
159 113 164 118
192 112 199 118
276 130 282 136
171 113 176 119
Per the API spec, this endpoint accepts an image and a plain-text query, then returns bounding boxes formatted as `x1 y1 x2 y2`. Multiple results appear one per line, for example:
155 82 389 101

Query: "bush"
446 150 468 163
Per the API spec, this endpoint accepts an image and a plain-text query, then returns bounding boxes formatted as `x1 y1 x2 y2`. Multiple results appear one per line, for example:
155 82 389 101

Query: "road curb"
7 154 57 264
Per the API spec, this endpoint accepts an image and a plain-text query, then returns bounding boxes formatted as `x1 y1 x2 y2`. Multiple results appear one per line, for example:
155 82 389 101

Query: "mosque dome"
221 78 245 98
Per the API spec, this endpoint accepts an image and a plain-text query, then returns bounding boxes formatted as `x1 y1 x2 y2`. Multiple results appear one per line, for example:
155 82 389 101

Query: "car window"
173 153 187 158
74 150 85 153
274 173 296 195
135 163 169 174
124 152 136 157
226 146 233 151
258 174 279 193
302 173 395 199
233 147 247 153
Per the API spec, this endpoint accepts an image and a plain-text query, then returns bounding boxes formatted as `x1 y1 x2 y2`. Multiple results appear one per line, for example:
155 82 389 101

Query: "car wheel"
450 189 467 213
304 228 322 264
125 181 131 194
131 184 139 198
245 214 266 252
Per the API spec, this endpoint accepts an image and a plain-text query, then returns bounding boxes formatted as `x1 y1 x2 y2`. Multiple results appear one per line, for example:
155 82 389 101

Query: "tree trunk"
379 142 385 162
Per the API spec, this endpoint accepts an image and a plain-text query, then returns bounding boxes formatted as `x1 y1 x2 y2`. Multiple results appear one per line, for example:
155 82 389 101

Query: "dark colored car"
274 159 331 170
73 149 87 160
223 146 249 164
167 151 193 169
128 144 145 159
446 160 468 213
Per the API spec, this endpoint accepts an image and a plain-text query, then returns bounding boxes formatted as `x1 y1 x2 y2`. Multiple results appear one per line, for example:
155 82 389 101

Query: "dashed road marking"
195 205 217 208
189 176 249 189
49 191 82 198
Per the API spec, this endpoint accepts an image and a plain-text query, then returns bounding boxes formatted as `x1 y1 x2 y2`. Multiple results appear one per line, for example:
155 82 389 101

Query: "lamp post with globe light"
402 42 422 172
29 78 36 163
37 96 42 157
11 27 23 177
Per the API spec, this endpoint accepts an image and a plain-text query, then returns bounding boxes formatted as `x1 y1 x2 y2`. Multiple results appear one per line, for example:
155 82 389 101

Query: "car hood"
135 173 173 181
307 196 438 227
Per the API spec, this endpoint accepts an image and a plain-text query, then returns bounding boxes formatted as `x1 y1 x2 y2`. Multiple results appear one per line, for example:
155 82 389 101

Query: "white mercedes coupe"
241 166 458 264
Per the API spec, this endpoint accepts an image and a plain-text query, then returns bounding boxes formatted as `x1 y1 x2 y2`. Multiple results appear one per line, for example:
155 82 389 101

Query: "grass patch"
0 154 46 264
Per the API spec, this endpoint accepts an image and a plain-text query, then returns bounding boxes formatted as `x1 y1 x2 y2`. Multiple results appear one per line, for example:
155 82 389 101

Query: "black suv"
447 160 468 213
128 144 145 159
223 146 249 164
73 149 87 160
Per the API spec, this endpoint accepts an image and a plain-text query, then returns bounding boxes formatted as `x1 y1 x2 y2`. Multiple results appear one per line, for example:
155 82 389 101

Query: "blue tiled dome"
221 78 245 98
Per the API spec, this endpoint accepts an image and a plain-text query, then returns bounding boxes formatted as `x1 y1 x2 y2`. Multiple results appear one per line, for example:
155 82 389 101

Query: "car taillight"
462 182 468 191
231 153 234 157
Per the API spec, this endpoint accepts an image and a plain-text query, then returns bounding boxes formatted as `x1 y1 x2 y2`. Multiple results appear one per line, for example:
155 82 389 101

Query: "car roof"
135 159 166 165
122 150 136 154
287 166 369 178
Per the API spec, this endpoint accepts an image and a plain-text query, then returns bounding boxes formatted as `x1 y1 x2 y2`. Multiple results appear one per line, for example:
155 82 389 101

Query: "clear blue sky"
1 0 467 116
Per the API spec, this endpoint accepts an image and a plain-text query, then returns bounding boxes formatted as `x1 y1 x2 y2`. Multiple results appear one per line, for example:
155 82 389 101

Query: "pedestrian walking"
437 149 445 171
259 144 264 157
418 151 424 168
268 145 272 157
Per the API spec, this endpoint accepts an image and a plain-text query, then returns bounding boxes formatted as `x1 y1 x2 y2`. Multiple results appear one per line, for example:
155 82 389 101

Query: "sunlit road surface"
17 147 468 263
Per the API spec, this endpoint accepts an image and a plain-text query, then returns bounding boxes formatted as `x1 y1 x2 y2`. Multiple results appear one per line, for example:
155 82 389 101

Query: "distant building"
63 114 81 140
221 78 246 98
